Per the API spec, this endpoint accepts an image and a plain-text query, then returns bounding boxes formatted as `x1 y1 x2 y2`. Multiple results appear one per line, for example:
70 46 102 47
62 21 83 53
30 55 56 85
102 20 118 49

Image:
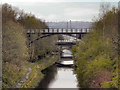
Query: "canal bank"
17 48 79 88
37 50 78 88
37 62 78 88
20 55 58 88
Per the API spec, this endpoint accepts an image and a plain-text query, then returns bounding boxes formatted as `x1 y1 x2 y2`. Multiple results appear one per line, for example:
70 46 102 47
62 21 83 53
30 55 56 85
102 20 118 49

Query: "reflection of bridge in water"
56 40 79 46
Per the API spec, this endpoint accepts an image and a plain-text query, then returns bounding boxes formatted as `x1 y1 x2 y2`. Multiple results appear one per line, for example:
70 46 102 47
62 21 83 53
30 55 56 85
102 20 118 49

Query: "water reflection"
48 67 78 88
61 60 73 65
37 65 57 88
38 64 78 88
62 49 72 57
37 49 78 88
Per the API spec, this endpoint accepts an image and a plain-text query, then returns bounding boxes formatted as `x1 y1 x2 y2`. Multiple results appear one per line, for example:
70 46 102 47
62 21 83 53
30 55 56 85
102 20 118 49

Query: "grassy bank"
2 3 58 88
21 55 58 88
2 20 29 88
72 4 118 88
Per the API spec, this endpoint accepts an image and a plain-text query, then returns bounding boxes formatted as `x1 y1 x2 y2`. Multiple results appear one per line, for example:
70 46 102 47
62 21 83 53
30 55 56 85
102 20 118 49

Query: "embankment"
72 5 118 88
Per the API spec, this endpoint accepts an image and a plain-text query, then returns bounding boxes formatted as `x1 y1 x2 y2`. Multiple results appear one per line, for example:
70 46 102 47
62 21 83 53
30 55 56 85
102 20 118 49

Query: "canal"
37 49 78 88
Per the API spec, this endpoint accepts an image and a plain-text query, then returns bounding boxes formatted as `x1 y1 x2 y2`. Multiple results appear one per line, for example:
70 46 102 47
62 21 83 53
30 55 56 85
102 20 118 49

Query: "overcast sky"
1 0 119 22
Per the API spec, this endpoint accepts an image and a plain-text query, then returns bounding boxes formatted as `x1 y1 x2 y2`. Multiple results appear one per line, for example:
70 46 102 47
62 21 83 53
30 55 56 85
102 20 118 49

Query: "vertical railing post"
57 28 59 33
52 28 53 33
71 29 73 33
48 28 49 33
62 28 63 33
75 29 77 33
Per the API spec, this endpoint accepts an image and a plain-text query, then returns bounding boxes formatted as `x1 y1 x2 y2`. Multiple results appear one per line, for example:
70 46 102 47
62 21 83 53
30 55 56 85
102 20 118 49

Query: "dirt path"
14 54 55 88
26 71 38 86
14 67 32 88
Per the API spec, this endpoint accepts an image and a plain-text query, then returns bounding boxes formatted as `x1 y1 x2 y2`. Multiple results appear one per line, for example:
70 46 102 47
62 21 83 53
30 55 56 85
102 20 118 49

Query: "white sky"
1 0 120 3
1 0 119 22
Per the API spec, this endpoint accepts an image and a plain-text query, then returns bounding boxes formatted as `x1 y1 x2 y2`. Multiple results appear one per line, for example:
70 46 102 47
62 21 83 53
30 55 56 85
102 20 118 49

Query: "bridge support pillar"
38 33 40 37
78 34 82 39
27 33 34 62
58 46 62 61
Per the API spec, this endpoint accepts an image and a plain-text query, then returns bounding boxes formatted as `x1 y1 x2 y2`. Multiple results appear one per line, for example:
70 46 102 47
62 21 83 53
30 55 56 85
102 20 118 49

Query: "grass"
21 55 58 88
2 61 28 88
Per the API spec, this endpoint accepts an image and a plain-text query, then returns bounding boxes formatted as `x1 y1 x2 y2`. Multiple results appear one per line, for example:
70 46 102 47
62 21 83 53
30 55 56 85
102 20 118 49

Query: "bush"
72 4 118 88
2 20 29 88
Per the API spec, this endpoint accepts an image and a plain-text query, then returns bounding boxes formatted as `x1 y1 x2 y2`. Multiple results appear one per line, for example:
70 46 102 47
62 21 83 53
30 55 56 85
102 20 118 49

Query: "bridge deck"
27 28 91 34
56 40 77 45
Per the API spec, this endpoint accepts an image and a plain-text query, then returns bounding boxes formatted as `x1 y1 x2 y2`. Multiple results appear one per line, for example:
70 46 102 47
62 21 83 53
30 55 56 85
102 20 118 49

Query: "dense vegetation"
2 3 57 88
72 4 118 88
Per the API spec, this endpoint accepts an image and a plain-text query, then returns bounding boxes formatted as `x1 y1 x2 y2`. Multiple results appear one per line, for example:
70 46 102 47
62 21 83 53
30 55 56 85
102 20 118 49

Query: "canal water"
37 50 78 88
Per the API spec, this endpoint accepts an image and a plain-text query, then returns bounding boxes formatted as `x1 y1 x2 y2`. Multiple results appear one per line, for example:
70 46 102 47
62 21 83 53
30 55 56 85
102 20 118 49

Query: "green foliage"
72 4 118 88
21 55 58 88
3 21 29 62
101 73 118 88
2 3 18 23
32 35 57 61
2 21 29 88
16 7 57 62
2 3 57 88
18 14 47 29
